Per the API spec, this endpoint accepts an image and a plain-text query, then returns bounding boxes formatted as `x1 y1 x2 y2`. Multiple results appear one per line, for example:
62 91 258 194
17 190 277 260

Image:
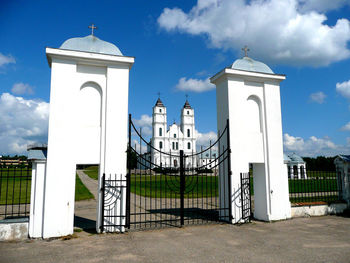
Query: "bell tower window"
187 129 190 137
159 127 162 137
159 141 163 149
187 142 191 150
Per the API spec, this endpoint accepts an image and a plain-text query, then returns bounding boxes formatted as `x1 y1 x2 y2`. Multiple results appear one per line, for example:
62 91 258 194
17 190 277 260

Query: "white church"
147 98 197 168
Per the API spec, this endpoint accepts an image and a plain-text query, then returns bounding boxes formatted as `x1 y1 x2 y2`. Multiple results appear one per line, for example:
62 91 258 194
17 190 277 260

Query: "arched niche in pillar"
75 81 103 165
246 95 262 133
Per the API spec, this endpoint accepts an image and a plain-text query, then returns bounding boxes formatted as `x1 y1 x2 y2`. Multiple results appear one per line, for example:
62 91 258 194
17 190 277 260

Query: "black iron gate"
240 172 252 223
126 115 232 230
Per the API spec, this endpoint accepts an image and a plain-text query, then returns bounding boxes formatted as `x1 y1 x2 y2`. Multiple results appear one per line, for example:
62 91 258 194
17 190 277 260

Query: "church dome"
289 153 304 163
231 56 273 74
283 154 291 163
60 35 123 56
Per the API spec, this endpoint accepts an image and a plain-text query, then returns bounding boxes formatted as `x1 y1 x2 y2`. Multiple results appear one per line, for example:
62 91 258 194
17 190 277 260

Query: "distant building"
149 98 197 168
284 153 307 179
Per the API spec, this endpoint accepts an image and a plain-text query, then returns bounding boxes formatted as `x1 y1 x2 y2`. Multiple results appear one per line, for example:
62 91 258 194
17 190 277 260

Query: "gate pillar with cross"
211 50 291 223
29 30 134 238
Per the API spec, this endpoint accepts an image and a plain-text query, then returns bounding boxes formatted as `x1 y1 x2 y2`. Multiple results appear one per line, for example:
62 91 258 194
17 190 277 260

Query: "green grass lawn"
75 174 94 201
84 166 99 180
0 168 93 205
0 174 31 205
79 166 339 202
290 195 339 204
288 178 338 193
306 171 336 178
130 174 219 198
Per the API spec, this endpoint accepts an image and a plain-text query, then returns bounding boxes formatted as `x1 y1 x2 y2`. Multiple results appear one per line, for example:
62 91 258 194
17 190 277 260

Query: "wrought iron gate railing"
126 114 232 230
100 173 128 232
240 172 252 223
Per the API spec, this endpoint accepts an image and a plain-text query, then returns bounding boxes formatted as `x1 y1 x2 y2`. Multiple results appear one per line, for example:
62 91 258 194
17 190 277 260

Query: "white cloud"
133 114 152 127
341 122 350 131
175 77 215 92
11 82 34 95
132 139 148 154
297 0 349 13
196 130 217 147
0 53 15 67
336 80 350 99
132 114 152 136
283 133 349 156
158 0 350 66
309 91 326 104
0 93 49 155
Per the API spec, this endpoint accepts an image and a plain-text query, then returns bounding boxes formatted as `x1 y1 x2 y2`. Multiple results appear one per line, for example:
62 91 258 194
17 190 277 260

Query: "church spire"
183 99 192 109
155 97 164 107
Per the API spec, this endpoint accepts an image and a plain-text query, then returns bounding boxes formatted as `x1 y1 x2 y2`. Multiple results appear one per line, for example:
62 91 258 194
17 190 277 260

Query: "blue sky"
0 0 349 156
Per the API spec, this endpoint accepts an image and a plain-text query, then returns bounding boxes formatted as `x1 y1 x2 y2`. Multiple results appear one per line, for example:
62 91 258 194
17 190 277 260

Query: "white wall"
212 68 291 223
41 48 134 238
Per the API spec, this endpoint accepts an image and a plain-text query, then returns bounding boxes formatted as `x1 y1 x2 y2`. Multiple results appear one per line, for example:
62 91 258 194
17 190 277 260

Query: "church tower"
152 98 167 166
181 100 196 156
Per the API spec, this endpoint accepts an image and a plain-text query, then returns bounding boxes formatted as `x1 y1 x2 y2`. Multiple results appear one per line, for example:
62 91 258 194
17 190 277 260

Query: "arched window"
176 142 178 150
159 141 163 149
159 109 162 113
174 134 176 138
187 142 191 150
187 111 189 115
172 142 175 150
159 127 162 136
293 165 298 176
300 166 305 178
187 129 190 137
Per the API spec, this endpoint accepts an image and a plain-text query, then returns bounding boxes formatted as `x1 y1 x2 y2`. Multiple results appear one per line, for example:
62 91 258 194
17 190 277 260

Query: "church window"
176 142 178 150
187 129 190 137
187 142 191 150
187 111 189 115
159 109 162 113
174 134 176 138
159 127 162 136
172 142 175 150
159 141 163 149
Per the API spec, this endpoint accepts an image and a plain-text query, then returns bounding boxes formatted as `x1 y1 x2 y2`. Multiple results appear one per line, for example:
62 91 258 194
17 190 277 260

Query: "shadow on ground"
74 215 97 234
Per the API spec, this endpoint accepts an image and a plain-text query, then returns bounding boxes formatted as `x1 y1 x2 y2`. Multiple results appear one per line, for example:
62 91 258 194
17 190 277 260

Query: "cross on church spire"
88 24 97 36
242 45 250 57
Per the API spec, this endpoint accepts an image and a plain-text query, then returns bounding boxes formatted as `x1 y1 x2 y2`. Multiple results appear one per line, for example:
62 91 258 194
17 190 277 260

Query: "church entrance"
100 116 232 231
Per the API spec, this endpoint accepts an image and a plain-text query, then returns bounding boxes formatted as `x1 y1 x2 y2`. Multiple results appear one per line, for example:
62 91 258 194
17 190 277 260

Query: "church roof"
337 155 350 162
155 98 164 107
288 153 304 163
283 154 291 163
231 56 274 74
60 35 123 56
183 100 192 109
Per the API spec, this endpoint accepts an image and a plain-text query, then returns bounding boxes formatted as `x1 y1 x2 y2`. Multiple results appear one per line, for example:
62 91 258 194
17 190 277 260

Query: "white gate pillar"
28 146 47 238
41 35 134 238
211 56 291 223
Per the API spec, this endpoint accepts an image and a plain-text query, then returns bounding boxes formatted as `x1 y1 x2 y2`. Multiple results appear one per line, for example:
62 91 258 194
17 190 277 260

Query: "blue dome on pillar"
60 35 123 56
231 56 274 74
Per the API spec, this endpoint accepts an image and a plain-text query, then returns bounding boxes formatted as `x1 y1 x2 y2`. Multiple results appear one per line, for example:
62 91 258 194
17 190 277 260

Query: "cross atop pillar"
88 24 97 36
242 45 250 57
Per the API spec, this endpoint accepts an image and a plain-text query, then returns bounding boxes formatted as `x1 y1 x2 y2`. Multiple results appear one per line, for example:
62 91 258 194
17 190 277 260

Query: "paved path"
77 170 98 199
1 216 349 263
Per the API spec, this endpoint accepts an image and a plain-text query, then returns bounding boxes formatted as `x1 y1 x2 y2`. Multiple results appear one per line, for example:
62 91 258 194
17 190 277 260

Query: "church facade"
149 98 197 168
